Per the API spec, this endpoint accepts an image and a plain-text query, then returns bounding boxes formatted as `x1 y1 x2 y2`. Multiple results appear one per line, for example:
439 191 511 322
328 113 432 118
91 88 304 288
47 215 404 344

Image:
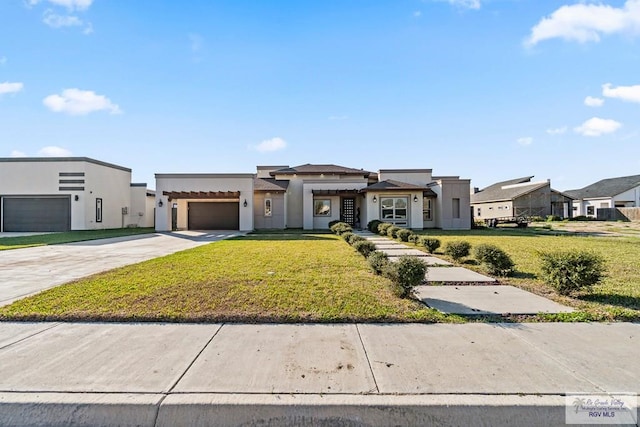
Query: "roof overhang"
162 191 241 200
312 189 361 196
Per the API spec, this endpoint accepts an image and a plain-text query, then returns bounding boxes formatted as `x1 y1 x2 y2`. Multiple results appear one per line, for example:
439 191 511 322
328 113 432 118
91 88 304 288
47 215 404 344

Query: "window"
264 198 272 217
96 198 103 223
476 207 481 217
314 199 331 216
587 206 595 215
423 197 433 221
381 197 408 225
452 198 460 219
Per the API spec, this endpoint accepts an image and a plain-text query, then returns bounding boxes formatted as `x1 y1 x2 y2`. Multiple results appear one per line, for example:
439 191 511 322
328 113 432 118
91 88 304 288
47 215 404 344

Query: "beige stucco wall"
363 191 423 229
473 201 514 219
253 192 286 229
378 169 433 186
129 185 154 228
301 179 368 230
155 174 254 231
0 158 132 231
435 178 471 230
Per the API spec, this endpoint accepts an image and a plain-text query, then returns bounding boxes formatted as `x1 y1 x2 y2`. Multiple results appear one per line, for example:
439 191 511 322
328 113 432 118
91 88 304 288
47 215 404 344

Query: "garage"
187 201 239 230
2 196 71 232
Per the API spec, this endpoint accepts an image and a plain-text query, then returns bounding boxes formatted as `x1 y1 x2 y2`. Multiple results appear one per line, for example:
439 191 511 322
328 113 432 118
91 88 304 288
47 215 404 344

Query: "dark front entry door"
341 197 356 226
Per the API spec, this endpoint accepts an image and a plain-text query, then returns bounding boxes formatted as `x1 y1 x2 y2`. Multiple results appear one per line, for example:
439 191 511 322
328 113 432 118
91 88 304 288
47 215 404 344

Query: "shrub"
348 234 365 245
328 220 341 229
377 223 393 236
367 220 382 233
383 256 427 298
538 250 605 295
444 241 471 261
546 215 561 222
353 240 376 258
419 237 441 254
330 222 352 235
396 229 412 242
367 251 390 275
387 226 401 238
341 232 354 243
408 233 420 243
570 215 590 222
473 244 515 277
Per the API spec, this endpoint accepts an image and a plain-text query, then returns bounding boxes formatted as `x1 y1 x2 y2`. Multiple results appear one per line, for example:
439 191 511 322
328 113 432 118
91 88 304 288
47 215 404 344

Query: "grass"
0 233 456 323
0 228 156 251
411 226 640 321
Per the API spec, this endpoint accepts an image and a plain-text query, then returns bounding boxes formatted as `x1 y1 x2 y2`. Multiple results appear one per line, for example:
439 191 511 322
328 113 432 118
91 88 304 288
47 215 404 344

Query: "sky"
1 0 639 191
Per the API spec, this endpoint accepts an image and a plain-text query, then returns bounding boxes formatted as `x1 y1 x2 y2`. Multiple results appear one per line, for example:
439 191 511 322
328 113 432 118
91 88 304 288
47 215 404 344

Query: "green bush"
383 256 427 298
341 232 354 243
419 237 441 254
396 229 412 242
408 233 420 243
328 220 341 229
538 250 605 295
377 223 393 236
473 244 515 277
330 222 352 235
546 215 562 222
353 240 376 258
367 251 390 275
444 240 471 261
569 215 590 221
387 226 401 238
348 234 365 245
367 220 382 233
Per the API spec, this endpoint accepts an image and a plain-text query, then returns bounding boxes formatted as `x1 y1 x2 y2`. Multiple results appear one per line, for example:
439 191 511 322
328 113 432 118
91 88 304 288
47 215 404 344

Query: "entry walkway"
0 322 637 426
0 231 242 307
355 231 574 315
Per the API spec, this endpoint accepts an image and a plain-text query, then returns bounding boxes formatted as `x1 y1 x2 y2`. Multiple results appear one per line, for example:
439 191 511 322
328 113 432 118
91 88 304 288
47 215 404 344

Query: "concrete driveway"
0 231 242 306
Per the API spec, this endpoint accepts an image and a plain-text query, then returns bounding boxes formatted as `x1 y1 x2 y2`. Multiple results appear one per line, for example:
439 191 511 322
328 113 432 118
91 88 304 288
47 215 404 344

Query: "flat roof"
0 157 131 172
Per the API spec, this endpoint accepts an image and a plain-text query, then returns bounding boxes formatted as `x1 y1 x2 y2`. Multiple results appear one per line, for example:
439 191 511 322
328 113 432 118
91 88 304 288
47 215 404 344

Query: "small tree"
538 250 605 295
444 241 471 262
419 237 441 254
473 244 515 277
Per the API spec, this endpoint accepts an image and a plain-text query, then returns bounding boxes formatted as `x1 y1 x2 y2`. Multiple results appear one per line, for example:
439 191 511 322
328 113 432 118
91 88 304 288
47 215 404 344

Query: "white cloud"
546 126 568 135
525 0 640 47
574 117 622 137
10 150 27 157
43 10 83 28
0 82 24 95
28 0 93 11
43 88 122 115
413 11 422 18
38 146 72 157
250 137 287 153
602 82 640 103
441 0 481 10
584 96 604 107
517 137 533 146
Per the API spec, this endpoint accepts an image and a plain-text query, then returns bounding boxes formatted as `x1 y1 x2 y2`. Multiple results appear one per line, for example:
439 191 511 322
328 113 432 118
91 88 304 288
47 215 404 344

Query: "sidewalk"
0 321 638 426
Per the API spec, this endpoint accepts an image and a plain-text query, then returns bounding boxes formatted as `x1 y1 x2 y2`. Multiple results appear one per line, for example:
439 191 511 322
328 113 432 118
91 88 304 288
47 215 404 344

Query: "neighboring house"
471 176 573 221
155 164 471 231
566 174 640 218
0 157 154 232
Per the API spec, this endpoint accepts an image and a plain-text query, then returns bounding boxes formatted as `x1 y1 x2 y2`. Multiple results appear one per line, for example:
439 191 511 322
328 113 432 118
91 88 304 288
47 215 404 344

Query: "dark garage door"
188 202 239 230
2 197 71 232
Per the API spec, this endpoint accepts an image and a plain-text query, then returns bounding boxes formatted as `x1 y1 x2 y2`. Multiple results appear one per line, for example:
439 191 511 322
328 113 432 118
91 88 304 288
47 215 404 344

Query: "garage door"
188 202 239 230
2 197 71 232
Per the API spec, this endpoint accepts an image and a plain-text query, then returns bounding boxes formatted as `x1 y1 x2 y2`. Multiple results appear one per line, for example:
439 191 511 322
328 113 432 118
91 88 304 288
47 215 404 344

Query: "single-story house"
566 174 640 218
0 157 154 232
155 164 471 231
471 176 573 221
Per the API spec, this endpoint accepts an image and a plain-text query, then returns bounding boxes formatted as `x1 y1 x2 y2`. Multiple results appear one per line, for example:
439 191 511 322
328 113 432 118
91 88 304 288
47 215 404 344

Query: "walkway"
355 231 573 315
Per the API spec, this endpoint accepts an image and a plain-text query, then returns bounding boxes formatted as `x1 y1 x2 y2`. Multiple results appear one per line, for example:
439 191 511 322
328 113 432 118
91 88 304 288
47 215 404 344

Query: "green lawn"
412 227 640 321
0 233 454 323
0 228 156 251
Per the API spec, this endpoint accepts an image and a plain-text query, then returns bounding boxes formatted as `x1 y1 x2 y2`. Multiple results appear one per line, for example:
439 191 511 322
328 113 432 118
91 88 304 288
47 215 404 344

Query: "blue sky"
1 0 639 191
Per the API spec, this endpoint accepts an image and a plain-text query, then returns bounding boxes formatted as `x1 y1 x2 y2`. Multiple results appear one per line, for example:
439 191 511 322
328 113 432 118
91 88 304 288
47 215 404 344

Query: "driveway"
0 231 242 307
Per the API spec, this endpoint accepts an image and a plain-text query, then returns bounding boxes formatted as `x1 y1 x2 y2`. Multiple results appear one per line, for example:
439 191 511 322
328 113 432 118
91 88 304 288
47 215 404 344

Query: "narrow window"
423 197 433 221
264 198 272 216
96 198 103 223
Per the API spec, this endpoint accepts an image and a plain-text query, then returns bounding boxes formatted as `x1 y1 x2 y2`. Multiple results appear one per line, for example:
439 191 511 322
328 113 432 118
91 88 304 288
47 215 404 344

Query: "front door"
341 197 356 226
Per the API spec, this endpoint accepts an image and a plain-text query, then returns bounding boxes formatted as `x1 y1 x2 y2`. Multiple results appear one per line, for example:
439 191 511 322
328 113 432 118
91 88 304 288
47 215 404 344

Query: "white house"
0 157 154 232
566 174 640 218
154 164 471 231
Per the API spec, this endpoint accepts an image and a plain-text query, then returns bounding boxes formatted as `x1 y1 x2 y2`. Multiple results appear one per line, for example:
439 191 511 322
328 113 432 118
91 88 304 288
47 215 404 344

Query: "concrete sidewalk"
0 321 637 426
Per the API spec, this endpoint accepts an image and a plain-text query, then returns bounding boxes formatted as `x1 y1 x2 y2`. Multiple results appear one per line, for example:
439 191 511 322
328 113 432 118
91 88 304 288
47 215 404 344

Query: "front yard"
0 233 451 323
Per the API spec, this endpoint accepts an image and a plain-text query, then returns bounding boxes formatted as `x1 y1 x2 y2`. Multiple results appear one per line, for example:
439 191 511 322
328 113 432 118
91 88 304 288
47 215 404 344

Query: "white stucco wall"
154 174 254 231
434 178 471 230
613 186 640 206
378 169 433 186
363 191 423 229
129 185 154 228
0 158 132 231
301 180 368 230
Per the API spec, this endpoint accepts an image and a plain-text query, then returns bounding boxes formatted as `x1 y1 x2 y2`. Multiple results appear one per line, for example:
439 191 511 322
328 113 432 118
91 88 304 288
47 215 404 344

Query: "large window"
587 206 595 216
314 199 331 216
452 198 461 219
264 198 272 217
423 197 433 221
381 197 408 226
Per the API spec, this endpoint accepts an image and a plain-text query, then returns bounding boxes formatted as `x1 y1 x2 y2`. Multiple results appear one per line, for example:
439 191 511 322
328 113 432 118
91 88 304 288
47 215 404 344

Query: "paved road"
0 322 637 426
0 231 241 306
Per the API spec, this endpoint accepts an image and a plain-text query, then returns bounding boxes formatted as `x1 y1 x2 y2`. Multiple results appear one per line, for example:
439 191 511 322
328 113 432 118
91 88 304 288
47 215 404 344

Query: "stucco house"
471 176 573 221
566 174 640 218
0 157 155 232
155 164 471 231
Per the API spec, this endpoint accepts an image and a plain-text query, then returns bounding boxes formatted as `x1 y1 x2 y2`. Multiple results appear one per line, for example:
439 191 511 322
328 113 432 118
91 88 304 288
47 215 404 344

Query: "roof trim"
0 157 131 172
162 191 241 200
379 169 432 174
